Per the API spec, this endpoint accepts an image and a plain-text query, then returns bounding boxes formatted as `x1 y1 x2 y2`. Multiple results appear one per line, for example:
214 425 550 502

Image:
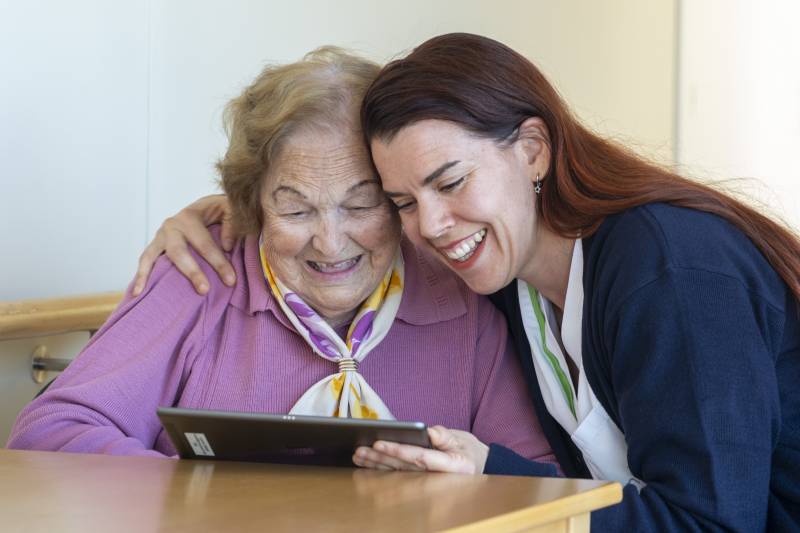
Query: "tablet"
157 407 431 466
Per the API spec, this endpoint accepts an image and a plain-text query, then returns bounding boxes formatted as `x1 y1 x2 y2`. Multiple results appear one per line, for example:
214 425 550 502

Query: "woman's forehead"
269 155 376 192
277 145 369 174
268 133 375 192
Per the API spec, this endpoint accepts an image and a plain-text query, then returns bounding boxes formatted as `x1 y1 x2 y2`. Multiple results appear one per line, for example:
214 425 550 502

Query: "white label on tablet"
185 432 215 456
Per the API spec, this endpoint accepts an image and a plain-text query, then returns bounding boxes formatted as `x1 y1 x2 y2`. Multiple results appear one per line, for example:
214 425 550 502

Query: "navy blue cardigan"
484 203 800 531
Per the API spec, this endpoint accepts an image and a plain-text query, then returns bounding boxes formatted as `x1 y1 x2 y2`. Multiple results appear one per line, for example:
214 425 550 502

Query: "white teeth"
309 257 359 273
444 229 487 262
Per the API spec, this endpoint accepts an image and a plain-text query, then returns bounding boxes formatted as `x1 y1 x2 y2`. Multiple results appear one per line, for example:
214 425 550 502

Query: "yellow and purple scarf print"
259 237 404 420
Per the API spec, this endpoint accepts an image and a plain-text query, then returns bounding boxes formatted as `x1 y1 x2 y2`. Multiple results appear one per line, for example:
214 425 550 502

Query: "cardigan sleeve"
6 257 210 457
590 267 782 532
483 443 558 477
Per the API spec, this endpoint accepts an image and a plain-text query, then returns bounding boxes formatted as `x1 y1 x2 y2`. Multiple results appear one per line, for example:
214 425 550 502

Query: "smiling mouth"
442 229 487 262
307 256 362 273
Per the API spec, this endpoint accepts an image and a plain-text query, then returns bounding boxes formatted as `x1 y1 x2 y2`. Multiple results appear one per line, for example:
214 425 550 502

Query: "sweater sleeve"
6 257 209 457
591 267 781 532
483 443 558 477
469 295 559 471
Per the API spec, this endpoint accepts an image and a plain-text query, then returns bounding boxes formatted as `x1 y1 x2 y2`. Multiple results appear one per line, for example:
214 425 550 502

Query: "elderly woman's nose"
311 214 348 256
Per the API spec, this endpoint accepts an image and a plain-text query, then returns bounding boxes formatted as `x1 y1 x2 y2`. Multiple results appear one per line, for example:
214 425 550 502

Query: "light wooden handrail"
0 292 124 341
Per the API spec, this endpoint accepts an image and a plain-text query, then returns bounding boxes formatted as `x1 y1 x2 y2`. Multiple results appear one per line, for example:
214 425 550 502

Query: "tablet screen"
158 407 431 466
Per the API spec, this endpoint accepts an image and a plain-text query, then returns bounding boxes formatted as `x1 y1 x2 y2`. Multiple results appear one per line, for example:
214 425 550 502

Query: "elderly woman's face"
261 128 401 326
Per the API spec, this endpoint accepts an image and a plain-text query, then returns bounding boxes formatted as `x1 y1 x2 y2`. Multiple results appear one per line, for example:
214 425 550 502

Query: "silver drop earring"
534 173 542 194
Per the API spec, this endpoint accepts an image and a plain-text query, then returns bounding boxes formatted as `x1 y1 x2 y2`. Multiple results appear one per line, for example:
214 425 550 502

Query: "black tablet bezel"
157 406 431 466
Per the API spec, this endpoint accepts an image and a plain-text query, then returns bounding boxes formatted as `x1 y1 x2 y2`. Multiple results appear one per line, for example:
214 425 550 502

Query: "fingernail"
198 283 209 294
374 442 386 452
224 273 236 285
132 284 141 296
222 239 234 251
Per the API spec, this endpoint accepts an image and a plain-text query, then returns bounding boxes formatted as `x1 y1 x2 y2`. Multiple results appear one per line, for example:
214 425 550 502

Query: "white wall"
0 1 149 300
678 0 800 229
0 0 676 443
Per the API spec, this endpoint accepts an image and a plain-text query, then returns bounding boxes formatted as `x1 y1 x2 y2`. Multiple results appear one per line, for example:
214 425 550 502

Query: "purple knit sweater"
7 232 554 464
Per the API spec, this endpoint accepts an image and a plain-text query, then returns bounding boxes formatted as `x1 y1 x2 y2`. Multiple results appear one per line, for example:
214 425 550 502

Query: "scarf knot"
337 358 358 373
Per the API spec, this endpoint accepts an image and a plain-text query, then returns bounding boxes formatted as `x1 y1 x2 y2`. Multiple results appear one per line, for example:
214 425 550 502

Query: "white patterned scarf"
259 237 403 419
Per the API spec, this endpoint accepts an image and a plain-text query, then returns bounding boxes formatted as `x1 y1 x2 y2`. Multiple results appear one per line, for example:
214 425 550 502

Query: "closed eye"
440 177 465 192
345 204 378 212
393 199 416 211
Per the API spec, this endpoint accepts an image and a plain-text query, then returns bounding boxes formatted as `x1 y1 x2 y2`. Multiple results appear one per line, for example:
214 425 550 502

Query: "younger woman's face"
371 119 545 295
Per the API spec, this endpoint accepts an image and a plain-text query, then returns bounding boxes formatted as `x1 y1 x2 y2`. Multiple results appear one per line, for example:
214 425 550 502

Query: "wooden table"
0 449 621 532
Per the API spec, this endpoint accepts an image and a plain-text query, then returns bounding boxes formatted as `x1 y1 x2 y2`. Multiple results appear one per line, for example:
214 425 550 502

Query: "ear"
515 116 551 180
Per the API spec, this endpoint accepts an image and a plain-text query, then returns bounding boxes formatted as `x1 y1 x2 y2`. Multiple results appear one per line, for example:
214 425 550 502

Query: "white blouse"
517 239 644 488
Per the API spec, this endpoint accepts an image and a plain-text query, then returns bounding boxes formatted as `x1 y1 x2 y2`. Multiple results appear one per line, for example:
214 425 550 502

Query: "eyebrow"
384 160 460 198
272 186 306 201
347 179 380 194
273 179 378 201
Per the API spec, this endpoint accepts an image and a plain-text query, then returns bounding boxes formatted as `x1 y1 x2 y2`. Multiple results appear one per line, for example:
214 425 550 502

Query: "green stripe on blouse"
527 284 577 419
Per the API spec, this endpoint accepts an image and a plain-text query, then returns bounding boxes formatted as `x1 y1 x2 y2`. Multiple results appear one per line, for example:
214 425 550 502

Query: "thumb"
428 426 459 451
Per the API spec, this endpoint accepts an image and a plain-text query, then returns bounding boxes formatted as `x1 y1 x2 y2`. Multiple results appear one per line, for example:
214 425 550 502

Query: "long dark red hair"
361 32 800 304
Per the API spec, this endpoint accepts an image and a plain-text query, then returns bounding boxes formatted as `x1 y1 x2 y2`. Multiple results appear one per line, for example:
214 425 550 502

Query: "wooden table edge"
440 480 623 533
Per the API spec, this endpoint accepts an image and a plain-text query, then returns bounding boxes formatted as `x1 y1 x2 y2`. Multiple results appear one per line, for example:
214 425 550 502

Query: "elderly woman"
7 48 553 466
138 35 800 531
